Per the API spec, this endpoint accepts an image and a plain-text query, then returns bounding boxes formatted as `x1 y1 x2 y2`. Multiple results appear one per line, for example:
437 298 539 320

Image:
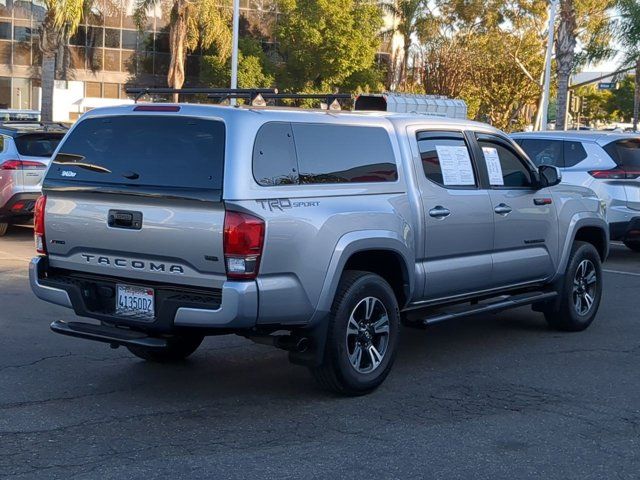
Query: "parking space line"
603 269 640 277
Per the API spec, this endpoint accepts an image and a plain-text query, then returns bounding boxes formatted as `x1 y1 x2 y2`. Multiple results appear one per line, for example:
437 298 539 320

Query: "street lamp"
538 0 558 131
230 0 240 106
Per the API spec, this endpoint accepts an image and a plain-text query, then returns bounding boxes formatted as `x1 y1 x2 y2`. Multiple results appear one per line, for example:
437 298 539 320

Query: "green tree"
201 39 274 89
418 0 548 130
276 0 383 92
39 0 87 121
616 0 640 130
134 0 232 101
574 85 615 125
607 75 635 122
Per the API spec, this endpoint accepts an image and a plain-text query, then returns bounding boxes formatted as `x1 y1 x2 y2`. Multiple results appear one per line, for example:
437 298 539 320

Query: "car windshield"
48 115 226 190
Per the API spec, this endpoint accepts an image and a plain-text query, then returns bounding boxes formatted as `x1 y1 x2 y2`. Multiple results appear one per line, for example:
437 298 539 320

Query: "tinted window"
253 122 299 186
517 138 563 167
48 116 225 189
478 137 534 188
293 124 397 184
604 138 640 170
564 141 587 167
15 133 64 157
417 133 476 187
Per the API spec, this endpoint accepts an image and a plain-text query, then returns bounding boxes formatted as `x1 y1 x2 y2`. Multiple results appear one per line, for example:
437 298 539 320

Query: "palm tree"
134 0 232 102
39 0 86 122
554 0 576 130
381 0 427 88
617 0 640 131
554 0 616 130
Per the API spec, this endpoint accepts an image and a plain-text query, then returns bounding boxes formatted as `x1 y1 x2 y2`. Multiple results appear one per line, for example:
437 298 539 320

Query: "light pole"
538 0 558 131
230 0 240 105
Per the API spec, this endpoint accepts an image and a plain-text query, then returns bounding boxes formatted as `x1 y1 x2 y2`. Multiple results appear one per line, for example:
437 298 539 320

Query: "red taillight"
1 159 46 170
589 169 640 179
34 195 47 255
223 211 265 280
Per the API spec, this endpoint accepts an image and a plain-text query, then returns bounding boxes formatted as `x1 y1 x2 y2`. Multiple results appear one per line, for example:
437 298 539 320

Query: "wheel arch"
311 231 415 322
574 225 608 261
553 214 609 282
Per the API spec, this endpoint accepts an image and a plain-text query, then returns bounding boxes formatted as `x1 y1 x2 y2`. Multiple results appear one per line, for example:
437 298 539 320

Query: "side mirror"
538 165 562 188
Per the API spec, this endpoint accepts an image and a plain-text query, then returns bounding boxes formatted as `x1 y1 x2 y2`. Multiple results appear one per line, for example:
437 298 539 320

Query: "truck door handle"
494 203 512 215
429 206 451 219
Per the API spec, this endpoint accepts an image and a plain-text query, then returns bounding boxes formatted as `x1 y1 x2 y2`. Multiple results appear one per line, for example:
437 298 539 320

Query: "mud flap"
288 316 330 368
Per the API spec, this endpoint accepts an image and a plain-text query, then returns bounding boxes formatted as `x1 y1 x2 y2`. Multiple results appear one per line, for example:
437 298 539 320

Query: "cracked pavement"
1 226 639 479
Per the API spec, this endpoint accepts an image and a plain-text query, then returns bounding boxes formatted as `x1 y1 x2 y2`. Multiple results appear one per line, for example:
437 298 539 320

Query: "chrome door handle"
429 206 451 219
494 203 512 215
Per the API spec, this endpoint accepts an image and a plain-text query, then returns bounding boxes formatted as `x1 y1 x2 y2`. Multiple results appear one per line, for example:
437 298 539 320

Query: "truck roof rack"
125 87 277 103
125 87 352 110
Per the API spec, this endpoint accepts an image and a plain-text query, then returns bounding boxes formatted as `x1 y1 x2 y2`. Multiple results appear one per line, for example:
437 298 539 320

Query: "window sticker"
435 145 475 186
482 146 504 185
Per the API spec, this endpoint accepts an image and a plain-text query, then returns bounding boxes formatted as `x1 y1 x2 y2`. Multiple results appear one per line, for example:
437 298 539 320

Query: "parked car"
30 102 608 395
511 131 640 252
0 122 68 236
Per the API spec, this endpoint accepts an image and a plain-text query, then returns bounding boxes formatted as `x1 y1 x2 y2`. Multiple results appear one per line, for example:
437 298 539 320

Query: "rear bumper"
609 217 640 241
29 257 257 332
0 192 39 223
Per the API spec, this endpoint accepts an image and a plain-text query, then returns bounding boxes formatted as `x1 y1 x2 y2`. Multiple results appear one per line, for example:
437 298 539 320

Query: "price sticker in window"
482 147 504 186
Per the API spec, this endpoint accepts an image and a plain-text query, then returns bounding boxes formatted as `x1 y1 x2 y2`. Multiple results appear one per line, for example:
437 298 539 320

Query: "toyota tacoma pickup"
30 102 608 395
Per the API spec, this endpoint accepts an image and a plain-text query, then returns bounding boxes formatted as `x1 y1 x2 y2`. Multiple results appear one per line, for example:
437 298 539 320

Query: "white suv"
512 131 640 252
0 122 67 236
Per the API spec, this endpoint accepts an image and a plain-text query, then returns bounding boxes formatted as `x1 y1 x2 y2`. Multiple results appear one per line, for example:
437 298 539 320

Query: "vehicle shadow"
85 307 551 403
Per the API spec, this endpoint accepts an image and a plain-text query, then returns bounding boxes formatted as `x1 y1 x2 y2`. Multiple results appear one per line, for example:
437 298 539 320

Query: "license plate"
116 284 155 320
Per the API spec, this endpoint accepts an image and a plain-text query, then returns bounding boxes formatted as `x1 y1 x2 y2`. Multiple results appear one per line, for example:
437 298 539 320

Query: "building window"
0 76 10 108
12 77 31 109
86 26 103 47
0 20 10 40
104 27 120 48
13 23 31 42
85 81 101 98
121 29 136 49
13 41 30 65
103 82 119 98
69 46 86 69
0 40 10 64
104 48 119 70
69 26 86 46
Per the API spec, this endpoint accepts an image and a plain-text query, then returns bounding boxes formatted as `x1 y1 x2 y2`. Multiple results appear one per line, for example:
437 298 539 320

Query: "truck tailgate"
45 192 227 288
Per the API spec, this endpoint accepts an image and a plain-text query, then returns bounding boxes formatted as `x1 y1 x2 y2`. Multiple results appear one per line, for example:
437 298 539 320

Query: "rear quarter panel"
222 111 415 326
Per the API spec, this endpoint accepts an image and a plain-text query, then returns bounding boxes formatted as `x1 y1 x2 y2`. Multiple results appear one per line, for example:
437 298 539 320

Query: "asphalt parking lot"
1 225 639 479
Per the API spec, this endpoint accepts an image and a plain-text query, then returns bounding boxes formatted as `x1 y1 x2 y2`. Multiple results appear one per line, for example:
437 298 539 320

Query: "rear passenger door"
474 133 558 286
415 131 494 300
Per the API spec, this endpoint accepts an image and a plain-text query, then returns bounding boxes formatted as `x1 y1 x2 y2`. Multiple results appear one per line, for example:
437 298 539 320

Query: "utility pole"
538 0 558 131
230 0 240 106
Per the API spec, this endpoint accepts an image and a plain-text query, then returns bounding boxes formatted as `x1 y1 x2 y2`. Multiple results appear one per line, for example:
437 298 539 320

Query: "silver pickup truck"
30 103 608 395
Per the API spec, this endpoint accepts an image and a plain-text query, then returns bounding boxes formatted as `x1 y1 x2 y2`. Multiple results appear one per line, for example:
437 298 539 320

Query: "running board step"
419 291 557 326
50 320 168 349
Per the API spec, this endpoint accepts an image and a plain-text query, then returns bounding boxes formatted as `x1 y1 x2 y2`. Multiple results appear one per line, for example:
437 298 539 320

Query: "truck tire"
311 270 400 396
0 223 8 237
623 239 640 252
545 241 602 332
126 335 204 362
